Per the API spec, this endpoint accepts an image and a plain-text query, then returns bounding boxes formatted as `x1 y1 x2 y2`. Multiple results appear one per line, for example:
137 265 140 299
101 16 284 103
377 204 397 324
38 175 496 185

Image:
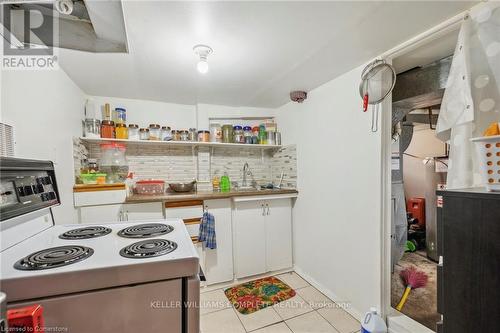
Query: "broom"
396 266 428 311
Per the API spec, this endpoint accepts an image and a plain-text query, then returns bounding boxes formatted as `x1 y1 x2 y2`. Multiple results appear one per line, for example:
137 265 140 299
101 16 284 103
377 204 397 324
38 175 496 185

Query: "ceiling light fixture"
193 44 213 74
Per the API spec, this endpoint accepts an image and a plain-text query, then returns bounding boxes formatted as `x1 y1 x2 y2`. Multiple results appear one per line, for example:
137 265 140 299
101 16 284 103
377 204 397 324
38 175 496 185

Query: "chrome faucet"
242 162 251 188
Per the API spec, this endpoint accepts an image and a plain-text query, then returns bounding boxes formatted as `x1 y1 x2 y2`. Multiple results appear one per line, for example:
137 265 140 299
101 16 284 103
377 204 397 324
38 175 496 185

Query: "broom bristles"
400 265 428 289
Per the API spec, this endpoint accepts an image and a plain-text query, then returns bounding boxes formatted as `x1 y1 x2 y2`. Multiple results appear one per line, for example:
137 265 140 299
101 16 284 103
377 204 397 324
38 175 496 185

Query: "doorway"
383 24 462 332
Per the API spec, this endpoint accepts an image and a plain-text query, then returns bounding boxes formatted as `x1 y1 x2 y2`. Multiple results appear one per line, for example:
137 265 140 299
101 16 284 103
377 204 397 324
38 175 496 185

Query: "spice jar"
172 130 181 141
233 126 244 144
101 120 115 138
258 125 267 144
139 128 150 140
188 128 198 141
128 124 139 140
198 130 210 142
161 126 172 141
115 123 128 139
88 158 98 173
149 124 161 140
180 130 189 141
243 126 252 144
210 123 222 143
222 124 233 143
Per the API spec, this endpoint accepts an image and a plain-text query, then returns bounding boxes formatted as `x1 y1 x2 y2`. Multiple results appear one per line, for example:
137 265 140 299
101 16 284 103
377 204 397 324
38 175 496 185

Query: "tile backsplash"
74 140 297 190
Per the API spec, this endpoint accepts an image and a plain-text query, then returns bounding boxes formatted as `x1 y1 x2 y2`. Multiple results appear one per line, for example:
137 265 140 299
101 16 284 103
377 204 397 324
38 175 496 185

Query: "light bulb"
197 59 209 74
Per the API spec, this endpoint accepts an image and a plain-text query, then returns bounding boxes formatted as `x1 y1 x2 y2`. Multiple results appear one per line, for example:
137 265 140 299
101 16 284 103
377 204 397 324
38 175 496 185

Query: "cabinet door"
203 199 233 285
79 204 123 224
233 200 267 278
265 199 293 271
122 202 164 221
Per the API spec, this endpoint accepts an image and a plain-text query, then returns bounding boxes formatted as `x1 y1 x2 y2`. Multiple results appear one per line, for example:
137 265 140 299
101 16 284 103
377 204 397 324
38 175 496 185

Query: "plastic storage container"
360 308 387 333
471 135 500 191
100 143 129 183
134 180 165 195
80 173 107 185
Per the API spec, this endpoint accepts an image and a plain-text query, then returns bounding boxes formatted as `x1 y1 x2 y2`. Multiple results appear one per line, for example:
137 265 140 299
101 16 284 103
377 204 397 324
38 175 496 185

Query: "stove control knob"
23 186 33 196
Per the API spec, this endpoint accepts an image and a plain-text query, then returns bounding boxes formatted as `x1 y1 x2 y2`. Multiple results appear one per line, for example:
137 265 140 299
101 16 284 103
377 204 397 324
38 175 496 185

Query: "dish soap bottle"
212 174 220 192
220 172 231 193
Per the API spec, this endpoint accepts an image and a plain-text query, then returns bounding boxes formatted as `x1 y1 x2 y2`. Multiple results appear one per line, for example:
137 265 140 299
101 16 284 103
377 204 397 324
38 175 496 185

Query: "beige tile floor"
200 271 361 333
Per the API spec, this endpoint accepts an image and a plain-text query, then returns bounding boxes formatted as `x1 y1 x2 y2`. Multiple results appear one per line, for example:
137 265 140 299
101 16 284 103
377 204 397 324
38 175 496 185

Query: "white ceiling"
59 1 477 108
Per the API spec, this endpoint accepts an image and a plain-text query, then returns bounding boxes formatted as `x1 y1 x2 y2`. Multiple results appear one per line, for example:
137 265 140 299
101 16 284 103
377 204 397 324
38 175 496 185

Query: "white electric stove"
0 157 200 333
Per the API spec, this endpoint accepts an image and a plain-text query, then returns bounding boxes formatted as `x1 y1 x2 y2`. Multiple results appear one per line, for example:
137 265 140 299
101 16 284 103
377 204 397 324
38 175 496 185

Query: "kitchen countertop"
125 188 299 203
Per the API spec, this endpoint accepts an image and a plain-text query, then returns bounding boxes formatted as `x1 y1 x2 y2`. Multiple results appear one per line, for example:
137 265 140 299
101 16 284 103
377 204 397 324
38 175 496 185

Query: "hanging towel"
198 212 216 249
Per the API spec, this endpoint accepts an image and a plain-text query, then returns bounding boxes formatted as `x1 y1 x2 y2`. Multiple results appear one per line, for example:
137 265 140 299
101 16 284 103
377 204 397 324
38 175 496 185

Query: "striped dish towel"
198 212 217 249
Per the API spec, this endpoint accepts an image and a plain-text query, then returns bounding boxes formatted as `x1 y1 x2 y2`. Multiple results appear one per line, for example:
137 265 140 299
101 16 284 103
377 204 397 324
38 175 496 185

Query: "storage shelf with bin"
78 137 282 150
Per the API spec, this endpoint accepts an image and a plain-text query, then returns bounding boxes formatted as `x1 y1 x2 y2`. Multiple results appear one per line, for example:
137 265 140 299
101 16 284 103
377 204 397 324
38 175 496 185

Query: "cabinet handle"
261 204 265 216
266 204 270 216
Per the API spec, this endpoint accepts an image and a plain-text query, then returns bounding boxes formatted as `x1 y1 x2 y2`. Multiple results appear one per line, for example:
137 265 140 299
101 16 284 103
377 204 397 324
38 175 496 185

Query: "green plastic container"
220 173 231 192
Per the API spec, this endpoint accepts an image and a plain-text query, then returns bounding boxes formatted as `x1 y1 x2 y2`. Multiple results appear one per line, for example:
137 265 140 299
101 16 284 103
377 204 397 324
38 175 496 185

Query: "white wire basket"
471 135 500 191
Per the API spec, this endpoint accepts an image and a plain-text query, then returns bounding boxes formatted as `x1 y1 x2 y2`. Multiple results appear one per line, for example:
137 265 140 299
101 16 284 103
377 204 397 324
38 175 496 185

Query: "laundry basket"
471 135 500 191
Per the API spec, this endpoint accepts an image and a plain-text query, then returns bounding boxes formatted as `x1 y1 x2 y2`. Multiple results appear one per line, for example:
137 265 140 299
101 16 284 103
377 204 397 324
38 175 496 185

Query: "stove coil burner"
117 223 174 239
119 239 177 259
14 246 94 270
59 226 112 239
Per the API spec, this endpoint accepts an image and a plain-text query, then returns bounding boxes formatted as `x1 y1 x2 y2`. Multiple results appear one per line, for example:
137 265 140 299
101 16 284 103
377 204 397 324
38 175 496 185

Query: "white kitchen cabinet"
122 202 164 221
233 197 293 279
233 200 267 278
202 199 234 285
78 202 164 224
265 199 293 271
79 204 124 224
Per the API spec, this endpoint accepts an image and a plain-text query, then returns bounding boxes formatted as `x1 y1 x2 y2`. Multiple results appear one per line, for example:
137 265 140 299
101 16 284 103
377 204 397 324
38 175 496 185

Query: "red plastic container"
7 304 44 332
407 197 426 229
134 180 165 195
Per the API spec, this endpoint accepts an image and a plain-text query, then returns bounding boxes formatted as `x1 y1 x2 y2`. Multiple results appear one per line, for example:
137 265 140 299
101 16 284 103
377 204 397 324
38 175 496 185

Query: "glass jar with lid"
101 120 115 138
172 130 181 141
161 126 172 141
233 126 244 144
198 130 210 142
149 124 161 140
115 123 128 139
128 124 139 140
188 128 198 141
100 143 129 183
243 126 252 144
180 130 189 141
139 128 150 140
210 123 222 143
222 124 233 143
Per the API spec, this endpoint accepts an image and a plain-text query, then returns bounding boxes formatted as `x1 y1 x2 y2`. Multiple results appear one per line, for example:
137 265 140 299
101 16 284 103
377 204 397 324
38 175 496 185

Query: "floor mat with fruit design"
224 276 296 315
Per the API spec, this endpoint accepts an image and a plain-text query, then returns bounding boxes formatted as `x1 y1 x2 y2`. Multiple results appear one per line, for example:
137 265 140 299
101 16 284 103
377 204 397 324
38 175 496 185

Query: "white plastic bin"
471 135 500 191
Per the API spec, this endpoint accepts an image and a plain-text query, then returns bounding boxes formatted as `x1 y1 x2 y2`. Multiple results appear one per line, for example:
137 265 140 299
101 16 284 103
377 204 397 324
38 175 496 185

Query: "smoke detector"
290 91 307 103
193 44 213 74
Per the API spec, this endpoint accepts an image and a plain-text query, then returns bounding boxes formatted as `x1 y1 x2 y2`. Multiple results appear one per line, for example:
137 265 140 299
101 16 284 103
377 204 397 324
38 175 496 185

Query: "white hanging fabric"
437 3 500 189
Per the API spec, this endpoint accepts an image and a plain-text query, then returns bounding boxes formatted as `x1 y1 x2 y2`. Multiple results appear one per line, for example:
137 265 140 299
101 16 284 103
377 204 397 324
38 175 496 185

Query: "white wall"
1 68 86 224
275 64 382 318
88 96 196 129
